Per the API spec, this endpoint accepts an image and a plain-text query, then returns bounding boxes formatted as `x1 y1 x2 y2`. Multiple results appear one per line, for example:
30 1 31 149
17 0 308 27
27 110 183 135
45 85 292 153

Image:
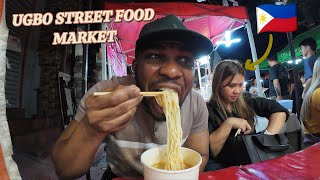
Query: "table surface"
114 143 320 180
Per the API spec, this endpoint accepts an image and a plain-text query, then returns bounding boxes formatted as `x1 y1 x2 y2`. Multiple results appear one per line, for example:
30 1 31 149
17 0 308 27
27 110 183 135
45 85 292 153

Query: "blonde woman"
300 58 320 144
205 60 289 171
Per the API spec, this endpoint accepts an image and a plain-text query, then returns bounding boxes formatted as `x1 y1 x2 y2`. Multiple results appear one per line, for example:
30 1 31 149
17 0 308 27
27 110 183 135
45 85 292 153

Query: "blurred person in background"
249 77 258 96
300 58 320 145
267 54 290 100
288 69 303 114
300 37 318 99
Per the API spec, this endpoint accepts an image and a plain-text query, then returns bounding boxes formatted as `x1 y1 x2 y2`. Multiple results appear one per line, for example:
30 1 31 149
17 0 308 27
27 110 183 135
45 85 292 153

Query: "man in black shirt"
267 55 290 100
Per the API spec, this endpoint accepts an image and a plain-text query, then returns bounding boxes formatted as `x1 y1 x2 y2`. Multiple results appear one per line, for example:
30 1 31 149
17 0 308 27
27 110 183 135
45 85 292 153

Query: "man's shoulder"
189 89 208 105
181 89 206 113
309 55 319 64
305 55 318 65
276 63 286 70
270 64 278 71
280 64 288 70
309 55 318 60
189 88 203 99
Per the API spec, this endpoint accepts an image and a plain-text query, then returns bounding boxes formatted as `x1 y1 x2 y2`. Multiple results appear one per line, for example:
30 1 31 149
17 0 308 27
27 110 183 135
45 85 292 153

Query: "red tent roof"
104 2 248 65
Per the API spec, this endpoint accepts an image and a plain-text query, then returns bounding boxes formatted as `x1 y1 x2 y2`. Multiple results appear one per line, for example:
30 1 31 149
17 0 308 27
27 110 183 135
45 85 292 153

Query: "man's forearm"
302 78 312 99
275 86 282 96
273 79 282 97
52 119 106 179
304 78 312 93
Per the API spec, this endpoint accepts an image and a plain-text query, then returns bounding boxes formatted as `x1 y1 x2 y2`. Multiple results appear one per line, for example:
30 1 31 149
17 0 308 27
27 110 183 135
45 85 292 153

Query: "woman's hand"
225 117 252 134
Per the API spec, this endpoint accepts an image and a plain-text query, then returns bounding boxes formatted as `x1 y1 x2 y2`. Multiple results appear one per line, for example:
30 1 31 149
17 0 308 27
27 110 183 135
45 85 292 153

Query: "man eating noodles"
51 15 213 179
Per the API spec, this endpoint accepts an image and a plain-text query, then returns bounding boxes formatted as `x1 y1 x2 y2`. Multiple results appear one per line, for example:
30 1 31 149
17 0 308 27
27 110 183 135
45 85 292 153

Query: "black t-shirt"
269 63 290 97
207 92 289 167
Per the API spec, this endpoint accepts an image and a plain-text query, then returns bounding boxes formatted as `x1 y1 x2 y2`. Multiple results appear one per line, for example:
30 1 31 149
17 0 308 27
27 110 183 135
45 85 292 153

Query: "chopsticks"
234 128 241 137
93 91 164 97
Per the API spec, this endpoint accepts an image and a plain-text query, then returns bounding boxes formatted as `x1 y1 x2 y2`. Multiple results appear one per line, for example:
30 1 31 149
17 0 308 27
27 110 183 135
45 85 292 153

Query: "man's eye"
146 54 161 60
178 57 195 67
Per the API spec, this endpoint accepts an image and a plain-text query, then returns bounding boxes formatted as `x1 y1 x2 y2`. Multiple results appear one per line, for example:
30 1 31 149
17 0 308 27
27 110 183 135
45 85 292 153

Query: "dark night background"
100 0 320 60
93 0 320 79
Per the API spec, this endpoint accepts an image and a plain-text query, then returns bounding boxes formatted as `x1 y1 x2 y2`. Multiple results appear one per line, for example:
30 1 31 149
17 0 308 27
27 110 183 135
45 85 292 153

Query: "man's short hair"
299 37 317 51
267 54 278 62
135 15 213 59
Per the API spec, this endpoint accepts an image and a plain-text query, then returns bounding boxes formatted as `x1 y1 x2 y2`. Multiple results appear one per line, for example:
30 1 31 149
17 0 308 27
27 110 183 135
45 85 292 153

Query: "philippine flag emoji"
256 3 297 34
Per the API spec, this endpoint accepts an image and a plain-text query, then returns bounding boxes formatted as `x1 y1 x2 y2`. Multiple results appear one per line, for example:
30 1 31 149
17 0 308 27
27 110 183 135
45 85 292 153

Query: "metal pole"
287 32 301 119
108 58 113 80
197 62 202 89
82 0 92 94
101 23 107 80
245 20 265 97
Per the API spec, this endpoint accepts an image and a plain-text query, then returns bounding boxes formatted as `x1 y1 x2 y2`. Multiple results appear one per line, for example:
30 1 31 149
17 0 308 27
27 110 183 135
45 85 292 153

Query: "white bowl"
140 147 202 180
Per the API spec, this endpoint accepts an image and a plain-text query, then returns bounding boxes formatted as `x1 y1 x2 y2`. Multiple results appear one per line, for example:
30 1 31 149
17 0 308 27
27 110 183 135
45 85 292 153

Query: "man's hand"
225 117 252 134
276 96 283 100
302 90 306 99
85 85 143 137
51 85 143 179
302 77 313 99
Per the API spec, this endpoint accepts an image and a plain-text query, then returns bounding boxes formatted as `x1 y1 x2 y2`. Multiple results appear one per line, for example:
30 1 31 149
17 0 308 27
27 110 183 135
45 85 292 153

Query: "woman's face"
221 74 245 104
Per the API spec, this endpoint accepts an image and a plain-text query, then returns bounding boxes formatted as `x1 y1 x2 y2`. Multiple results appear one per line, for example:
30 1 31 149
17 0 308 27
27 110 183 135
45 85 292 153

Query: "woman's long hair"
300 58 320 122
210 60 255 127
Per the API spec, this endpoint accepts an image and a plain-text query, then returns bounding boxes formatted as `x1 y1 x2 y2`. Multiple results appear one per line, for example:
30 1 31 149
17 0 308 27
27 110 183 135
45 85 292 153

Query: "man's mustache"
149 79 182 88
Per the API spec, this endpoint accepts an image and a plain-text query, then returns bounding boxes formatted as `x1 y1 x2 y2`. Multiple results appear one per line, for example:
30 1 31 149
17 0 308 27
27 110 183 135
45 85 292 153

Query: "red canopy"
104 2 248 66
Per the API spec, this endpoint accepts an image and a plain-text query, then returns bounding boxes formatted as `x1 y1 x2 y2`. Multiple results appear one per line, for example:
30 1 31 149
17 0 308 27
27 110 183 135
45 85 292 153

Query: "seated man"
51 15 213 179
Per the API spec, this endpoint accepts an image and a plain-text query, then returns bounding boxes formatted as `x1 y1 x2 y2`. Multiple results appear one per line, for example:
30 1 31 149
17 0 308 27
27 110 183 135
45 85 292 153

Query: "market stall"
97 2 265 99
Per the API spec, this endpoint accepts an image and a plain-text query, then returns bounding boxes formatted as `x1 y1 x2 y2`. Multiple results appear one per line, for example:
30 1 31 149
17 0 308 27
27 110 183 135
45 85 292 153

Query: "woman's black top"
207 92 289 168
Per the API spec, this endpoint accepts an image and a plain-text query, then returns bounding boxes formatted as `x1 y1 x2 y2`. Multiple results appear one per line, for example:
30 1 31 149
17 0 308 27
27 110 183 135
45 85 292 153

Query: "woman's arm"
247 96 289 121
245 96 289 134
209 118 251 157
265 112 286 134
209 121 232 157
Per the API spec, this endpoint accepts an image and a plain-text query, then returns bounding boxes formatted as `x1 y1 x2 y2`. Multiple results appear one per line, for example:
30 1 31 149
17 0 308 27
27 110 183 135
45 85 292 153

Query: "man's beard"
135 68 166 122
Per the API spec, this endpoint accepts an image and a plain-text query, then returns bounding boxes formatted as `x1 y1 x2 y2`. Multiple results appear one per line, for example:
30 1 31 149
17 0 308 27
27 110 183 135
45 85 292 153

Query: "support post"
101 22 107 80
245 20 265 97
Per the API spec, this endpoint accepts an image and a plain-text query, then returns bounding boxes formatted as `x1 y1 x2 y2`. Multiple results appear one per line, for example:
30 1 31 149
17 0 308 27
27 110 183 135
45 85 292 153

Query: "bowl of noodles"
141 146 202 180
140 88 202 180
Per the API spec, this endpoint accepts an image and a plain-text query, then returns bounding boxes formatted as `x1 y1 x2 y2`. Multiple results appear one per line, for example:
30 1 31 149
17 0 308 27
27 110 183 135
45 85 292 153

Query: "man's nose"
159 60 183 79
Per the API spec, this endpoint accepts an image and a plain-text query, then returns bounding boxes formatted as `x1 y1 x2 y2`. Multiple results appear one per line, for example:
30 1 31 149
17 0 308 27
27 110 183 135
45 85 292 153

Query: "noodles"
155 88 184 170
